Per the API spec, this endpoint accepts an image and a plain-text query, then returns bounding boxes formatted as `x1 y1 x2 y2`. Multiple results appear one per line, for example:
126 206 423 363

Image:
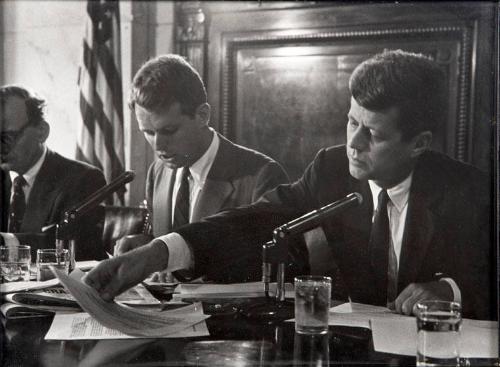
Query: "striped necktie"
8 175 27 233
172 167 191 230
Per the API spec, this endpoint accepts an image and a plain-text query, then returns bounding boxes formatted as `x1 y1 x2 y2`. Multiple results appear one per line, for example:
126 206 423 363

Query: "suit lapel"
193 179 234 222
398 164 441 290
344 176 373 241
22 150 60 231
192 135 235 222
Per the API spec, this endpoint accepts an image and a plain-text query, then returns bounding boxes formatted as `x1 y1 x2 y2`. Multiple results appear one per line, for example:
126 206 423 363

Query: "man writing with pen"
85 50 495 320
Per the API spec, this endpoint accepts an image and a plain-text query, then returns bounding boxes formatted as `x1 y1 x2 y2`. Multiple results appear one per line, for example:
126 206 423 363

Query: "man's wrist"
147 239 170 272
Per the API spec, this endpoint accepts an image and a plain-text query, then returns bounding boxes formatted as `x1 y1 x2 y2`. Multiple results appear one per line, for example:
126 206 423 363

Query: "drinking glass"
0 245 31 282
294 275 331 334
416 300 462 367
36 249 69 281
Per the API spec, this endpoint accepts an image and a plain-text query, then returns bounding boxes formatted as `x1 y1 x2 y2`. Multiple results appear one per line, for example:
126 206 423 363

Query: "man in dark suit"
86 50 494 320
0 85 107 261
113 55 288 280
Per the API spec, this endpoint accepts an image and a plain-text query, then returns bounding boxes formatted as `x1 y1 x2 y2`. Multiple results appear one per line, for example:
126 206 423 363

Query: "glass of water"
294 275 331 335
415 300 462 367
0 245 31 282
36 249 69 281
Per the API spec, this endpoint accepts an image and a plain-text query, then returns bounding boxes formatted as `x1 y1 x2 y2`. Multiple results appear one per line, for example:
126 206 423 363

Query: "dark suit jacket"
176 145 494 320
146 133 289 236
1 149 107 261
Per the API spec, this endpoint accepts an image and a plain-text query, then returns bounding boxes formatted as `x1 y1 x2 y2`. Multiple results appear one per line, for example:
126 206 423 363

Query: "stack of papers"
51 268 210 338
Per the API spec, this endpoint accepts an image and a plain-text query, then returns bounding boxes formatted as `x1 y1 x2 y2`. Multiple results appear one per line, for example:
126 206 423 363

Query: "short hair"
0 85 47 126
129 54 207 117
349 49 446 140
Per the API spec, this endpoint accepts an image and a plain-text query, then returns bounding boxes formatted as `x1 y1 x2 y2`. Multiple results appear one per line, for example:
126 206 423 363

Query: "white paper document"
371 317 498 359
0 278 60 294
45 307 209 340
328 302 413 329
52 268 210 337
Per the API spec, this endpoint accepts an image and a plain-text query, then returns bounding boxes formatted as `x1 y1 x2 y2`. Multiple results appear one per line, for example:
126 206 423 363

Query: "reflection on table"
1 300 497 367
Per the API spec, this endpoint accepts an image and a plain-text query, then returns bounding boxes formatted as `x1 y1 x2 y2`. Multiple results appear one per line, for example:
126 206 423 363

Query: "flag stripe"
76 0 125 204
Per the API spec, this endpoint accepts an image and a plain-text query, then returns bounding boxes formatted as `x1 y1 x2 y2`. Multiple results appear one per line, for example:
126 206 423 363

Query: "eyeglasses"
0 123 32 147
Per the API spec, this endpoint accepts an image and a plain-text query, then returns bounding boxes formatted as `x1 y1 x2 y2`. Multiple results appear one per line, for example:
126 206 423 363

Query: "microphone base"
240 299 294 322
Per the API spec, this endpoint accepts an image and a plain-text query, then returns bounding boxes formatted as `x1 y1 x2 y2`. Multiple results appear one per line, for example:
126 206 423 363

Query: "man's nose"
347 126 368 151
153 133 167 151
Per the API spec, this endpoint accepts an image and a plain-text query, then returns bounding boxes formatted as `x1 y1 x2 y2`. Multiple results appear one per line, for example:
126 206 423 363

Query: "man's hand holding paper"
84 240 168 301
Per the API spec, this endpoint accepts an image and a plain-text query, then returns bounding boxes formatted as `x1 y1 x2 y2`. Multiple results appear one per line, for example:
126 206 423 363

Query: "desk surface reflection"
1 304 495 367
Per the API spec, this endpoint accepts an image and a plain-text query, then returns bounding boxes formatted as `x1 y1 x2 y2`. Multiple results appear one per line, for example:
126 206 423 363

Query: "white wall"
1 0 86 159
1 0 175 204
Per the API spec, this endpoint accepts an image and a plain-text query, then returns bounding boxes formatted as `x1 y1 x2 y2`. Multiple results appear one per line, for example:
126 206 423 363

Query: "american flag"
76 0 125 204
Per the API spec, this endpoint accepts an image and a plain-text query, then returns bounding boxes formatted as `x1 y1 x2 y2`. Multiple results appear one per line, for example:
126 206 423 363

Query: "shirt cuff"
0 233 21 247
440 277 462 304
156 232 194 272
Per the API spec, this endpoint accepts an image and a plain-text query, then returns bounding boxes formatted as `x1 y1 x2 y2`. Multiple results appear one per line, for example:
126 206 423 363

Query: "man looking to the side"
85 50 494 320
113 54 289 282
0 85 107 260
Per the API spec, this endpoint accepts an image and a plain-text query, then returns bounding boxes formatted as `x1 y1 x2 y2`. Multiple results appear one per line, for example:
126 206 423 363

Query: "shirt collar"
188 128 219 187
368 172 413 213
9 146 47 188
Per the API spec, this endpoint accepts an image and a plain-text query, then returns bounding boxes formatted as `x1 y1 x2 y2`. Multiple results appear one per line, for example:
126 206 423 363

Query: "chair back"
101 205 149 254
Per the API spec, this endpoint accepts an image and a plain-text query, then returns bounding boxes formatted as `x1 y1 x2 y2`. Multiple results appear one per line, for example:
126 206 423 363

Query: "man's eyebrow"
347 114 358 122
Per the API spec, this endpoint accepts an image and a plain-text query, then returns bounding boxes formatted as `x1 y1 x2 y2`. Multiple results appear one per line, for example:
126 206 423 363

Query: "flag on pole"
76 0 125 204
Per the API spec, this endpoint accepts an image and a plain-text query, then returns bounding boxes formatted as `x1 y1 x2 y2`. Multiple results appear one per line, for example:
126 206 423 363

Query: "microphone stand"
242 193 363 321
52 171 135 270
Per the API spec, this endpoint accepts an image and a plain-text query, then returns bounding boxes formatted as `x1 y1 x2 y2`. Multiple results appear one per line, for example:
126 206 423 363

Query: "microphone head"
123 171 135 183
350 192 363 205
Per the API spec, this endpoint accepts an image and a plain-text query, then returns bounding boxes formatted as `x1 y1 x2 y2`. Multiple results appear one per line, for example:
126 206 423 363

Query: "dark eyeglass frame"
0 123 33 146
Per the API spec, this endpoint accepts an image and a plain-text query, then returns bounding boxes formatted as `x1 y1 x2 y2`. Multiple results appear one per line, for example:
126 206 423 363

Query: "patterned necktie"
370 189 393 304
172 167 191 230
8 175 27 233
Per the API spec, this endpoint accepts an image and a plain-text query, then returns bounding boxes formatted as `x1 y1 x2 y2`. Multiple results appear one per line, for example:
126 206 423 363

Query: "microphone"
274 192 363 239
263 193 363 305
63 171 135 222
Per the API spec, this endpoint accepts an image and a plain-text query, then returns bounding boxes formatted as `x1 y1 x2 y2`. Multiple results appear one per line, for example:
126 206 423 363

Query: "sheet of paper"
52 268 210 337
0 278 60 294
45 308 209 340
326 302 411 329
115 283 160 306
371 316 498 358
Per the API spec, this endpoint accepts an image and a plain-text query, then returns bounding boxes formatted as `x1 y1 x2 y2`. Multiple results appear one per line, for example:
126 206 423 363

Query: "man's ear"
195 103 211 126
411 131 432 158
35 121 50 143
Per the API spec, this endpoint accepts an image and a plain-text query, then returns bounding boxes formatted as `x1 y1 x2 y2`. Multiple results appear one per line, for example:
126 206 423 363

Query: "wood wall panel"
175 2 496 176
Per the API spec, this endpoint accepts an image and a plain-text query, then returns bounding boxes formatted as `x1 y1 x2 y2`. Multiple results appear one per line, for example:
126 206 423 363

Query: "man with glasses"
0 85 107 260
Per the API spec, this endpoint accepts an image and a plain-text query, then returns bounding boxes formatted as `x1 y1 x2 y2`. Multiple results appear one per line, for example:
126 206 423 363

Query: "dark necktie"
370 189 397 304
8 175 27 233
172 168 190 230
